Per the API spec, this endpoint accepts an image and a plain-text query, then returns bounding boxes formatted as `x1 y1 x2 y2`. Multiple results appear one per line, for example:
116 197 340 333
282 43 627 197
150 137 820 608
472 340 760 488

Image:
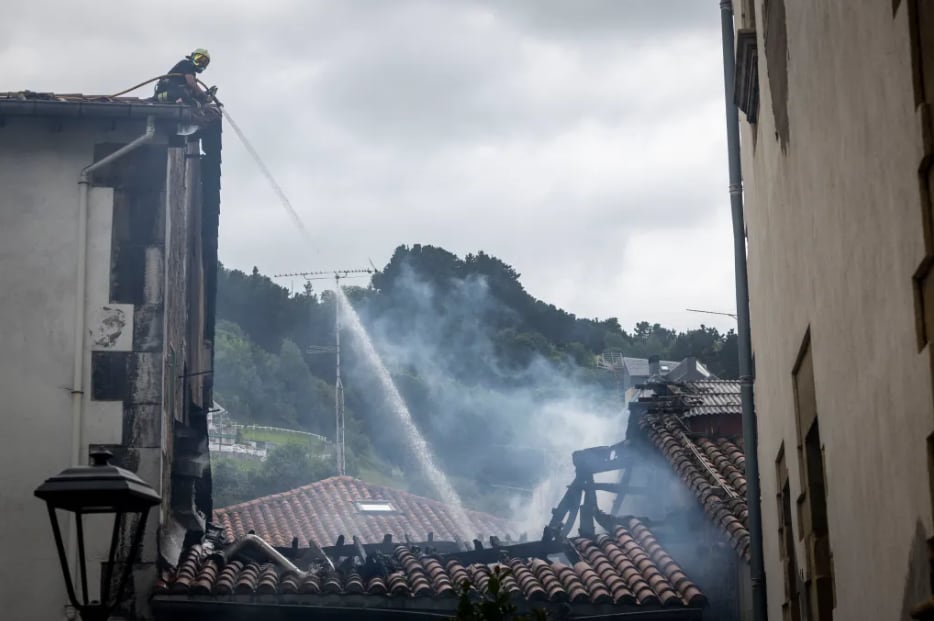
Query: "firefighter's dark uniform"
154 58 204 105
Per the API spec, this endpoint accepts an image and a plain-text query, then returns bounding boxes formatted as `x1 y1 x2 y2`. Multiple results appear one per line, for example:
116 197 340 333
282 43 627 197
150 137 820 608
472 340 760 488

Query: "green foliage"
212 443 337 507
213 320 341 437
453 567 548 621
214 247 739 509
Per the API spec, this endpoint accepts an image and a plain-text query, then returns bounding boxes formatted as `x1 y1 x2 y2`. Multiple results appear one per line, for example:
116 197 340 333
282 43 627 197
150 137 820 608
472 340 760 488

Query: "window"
775 445 801 621
735 29 760 125
792 333 835 620
355 500 396 513
764 0 790 152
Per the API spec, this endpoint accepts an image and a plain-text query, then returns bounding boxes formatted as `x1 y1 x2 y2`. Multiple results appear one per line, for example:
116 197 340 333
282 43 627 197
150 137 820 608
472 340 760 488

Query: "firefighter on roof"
154 48 213 105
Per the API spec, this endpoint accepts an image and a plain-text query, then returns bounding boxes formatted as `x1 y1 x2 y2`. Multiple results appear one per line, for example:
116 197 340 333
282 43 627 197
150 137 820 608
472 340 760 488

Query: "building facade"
0 93 220 619
732 1 934 619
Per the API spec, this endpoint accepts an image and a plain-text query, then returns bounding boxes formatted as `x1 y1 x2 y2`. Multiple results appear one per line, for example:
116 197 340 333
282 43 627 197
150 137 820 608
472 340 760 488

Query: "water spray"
124 84 478 536
335 287 475 538
274 269 374 477
220 108 316 246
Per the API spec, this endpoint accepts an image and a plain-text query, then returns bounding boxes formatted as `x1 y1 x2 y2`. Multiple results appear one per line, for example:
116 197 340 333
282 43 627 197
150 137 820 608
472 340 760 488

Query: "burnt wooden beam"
610 460 634 516
561 497 581 538
438 539 570 565
309 539 463 560
571 441 627 475
548 478 584 531
579 475 597 538
352 536 367 563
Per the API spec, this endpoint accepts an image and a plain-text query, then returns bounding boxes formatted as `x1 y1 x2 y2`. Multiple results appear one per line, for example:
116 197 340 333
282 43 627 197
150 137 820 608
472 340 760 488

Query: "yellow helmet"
190 48 211 72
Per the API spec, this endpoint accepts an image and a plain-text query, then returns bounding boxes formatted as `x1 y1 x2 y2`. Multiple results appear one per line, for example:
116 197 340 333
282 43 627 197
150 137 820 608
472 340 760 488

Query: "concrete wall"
0 115 215 619
736 1 934 619
0 118 96 621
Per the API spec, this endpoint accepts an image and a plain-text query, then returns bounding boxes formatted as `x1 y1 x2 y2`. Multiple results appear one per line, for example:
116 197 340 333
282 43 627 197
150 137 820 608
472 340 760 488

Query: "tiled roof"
679 380 741 417
635 380 741 417
0 90 199 121
0 91 147 104
214 476 512 547
639 413 750 560
154 516 706 615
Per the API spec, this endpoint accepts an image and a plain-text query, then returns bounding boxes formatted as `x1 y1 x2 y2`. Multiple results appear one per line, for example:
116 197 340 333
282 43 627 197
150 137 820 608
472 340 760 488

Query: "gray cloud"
486 0 716 40
3 0 737 333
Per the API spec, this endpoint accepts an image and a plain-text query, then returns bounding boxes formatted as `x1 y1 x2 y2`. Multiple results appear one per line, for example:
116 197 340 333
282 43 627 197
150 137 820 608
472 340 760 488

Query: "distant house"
0 91 220 620
598 354 715 400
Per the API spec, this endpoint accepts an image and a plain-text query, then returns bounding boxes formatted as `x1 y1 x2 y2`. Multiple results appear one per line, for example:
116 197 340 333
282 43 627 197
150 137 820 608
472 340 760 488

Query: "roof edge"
0 98 196 122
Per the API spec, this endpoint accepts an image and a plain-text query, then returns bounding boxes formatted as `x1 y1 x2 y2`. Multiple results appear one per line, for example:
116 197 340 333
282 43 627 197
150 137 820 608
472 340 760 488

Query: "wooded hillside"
212 244 737 511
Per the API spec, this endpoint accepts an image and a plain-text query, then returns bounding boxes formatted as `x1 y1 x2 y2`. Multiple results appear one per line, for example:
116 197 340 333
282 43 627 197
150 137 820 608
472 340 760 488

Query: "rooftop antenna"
273 268 374 476
685 308 738 320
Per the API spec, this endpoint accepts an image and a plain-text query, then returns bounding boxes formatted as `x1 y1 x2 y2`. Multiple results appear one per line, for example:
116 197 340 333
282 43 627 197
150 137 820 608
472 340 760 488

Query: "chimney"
683 356 698 375
648 355 660 376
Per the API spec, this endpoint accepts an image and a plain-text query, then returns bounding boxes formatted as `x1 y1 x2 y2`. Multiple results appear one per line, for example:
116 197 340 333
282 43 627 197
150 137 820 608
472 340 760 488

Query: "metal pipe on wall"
67 115 156 600
71 115 156 468
716 2 768 620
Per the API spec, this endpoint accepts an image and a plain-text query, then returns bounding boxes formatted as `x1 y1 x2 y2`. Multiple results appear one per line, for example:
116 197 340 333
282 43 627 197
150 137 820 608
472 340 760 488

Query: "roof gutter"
0 99 196 122
717 2 767 621
149 598 704 621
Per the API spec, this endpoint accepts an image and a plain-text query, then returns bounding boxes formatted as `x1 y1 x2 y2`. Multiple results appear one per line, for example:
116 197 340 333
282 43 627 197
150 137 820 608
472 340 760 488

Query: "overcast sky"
4 0 738 334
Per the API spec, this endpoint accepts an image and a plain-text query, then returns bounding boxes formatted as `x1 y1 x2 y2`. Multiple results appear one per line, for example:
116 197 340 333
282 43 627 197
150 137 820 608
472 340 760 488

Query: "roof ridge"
214 475 361 513
214 475 510 523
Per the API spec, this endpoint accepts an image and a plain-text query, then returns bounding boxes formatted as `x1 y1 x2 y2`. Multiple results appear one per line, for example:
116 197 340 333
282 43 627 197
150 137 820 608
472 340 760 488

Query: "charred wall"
85 122 221 618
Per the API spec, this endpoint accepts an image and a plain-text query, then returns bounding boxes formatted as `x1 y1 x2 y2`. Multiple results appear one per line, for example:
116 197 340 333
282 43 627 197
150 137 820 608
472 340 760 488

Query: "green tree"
453 567 547 621
211 443 338 507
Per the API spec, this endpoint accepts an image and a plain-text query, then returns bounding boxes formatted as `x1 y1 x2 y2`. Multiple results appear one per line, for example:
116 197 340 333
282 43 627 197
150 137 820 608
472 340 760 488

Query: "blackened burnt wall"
196 121 222 518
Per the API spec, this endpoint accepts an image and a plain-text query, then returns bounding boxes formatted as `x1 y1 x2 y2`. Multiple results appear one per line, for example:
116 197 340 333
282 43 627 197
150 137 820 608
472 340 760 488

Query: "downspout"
70 115 156 467
716 3 768 621
67 115 156 595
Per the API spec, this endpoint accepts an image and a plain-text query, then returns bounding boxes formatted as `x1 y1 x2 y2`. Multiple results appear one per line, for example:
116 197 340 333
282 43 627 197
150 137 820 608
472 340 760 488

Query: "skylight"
355 500 396 513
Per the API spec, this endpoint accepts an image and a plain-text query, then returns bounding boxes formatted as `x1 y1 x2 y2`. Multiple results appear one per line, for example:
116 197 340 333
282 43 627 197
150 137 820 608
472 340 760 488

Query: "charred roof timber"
155 516 708 620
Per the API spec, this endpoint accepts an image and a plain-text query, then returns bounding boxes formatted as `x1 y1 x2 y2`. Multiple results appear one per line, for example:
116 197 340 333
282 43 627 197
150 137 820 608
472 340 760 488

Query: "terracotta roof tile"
214 476 512 546
156 517 706 615
640 413 750 560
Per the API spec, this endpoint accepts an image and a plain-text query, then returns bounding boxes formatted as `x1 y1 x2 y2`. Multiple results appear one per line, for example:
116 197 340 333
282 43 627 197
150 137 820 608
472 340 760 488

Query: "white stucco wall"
737 1 934 619
0 117 158 620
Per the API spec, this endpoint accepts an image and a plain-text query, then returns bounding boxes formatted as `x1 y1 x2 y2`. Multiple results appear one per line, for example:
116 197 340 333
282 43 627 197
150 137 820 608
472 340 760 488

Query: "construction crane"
273 268 374 476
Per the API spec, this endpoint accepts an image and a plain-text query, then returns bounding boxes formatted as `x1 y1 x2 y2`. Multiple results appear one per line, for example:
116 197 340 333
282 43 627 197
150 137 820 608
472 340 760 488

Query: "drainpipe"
716 3 768 621
71 115 156 467
67 115 156 594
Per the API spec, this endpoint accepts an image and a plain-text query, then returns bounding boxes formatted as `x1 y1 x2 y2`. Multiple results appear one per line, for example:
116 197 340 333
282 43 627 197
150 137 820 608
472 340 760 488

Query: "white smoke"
349 261 627 537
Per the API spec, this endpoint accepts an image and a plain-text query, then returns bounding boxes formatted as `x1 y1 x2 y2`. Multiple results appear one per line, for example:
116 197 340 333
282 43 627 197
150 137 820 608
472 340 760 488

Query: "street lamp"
34 449 161 621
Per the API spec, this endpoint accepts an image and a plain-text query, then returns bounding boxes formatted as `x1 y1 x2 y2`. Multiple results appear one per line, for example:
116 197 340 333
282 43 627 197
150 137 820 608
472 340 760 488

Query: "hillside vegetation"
211 244 737 511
